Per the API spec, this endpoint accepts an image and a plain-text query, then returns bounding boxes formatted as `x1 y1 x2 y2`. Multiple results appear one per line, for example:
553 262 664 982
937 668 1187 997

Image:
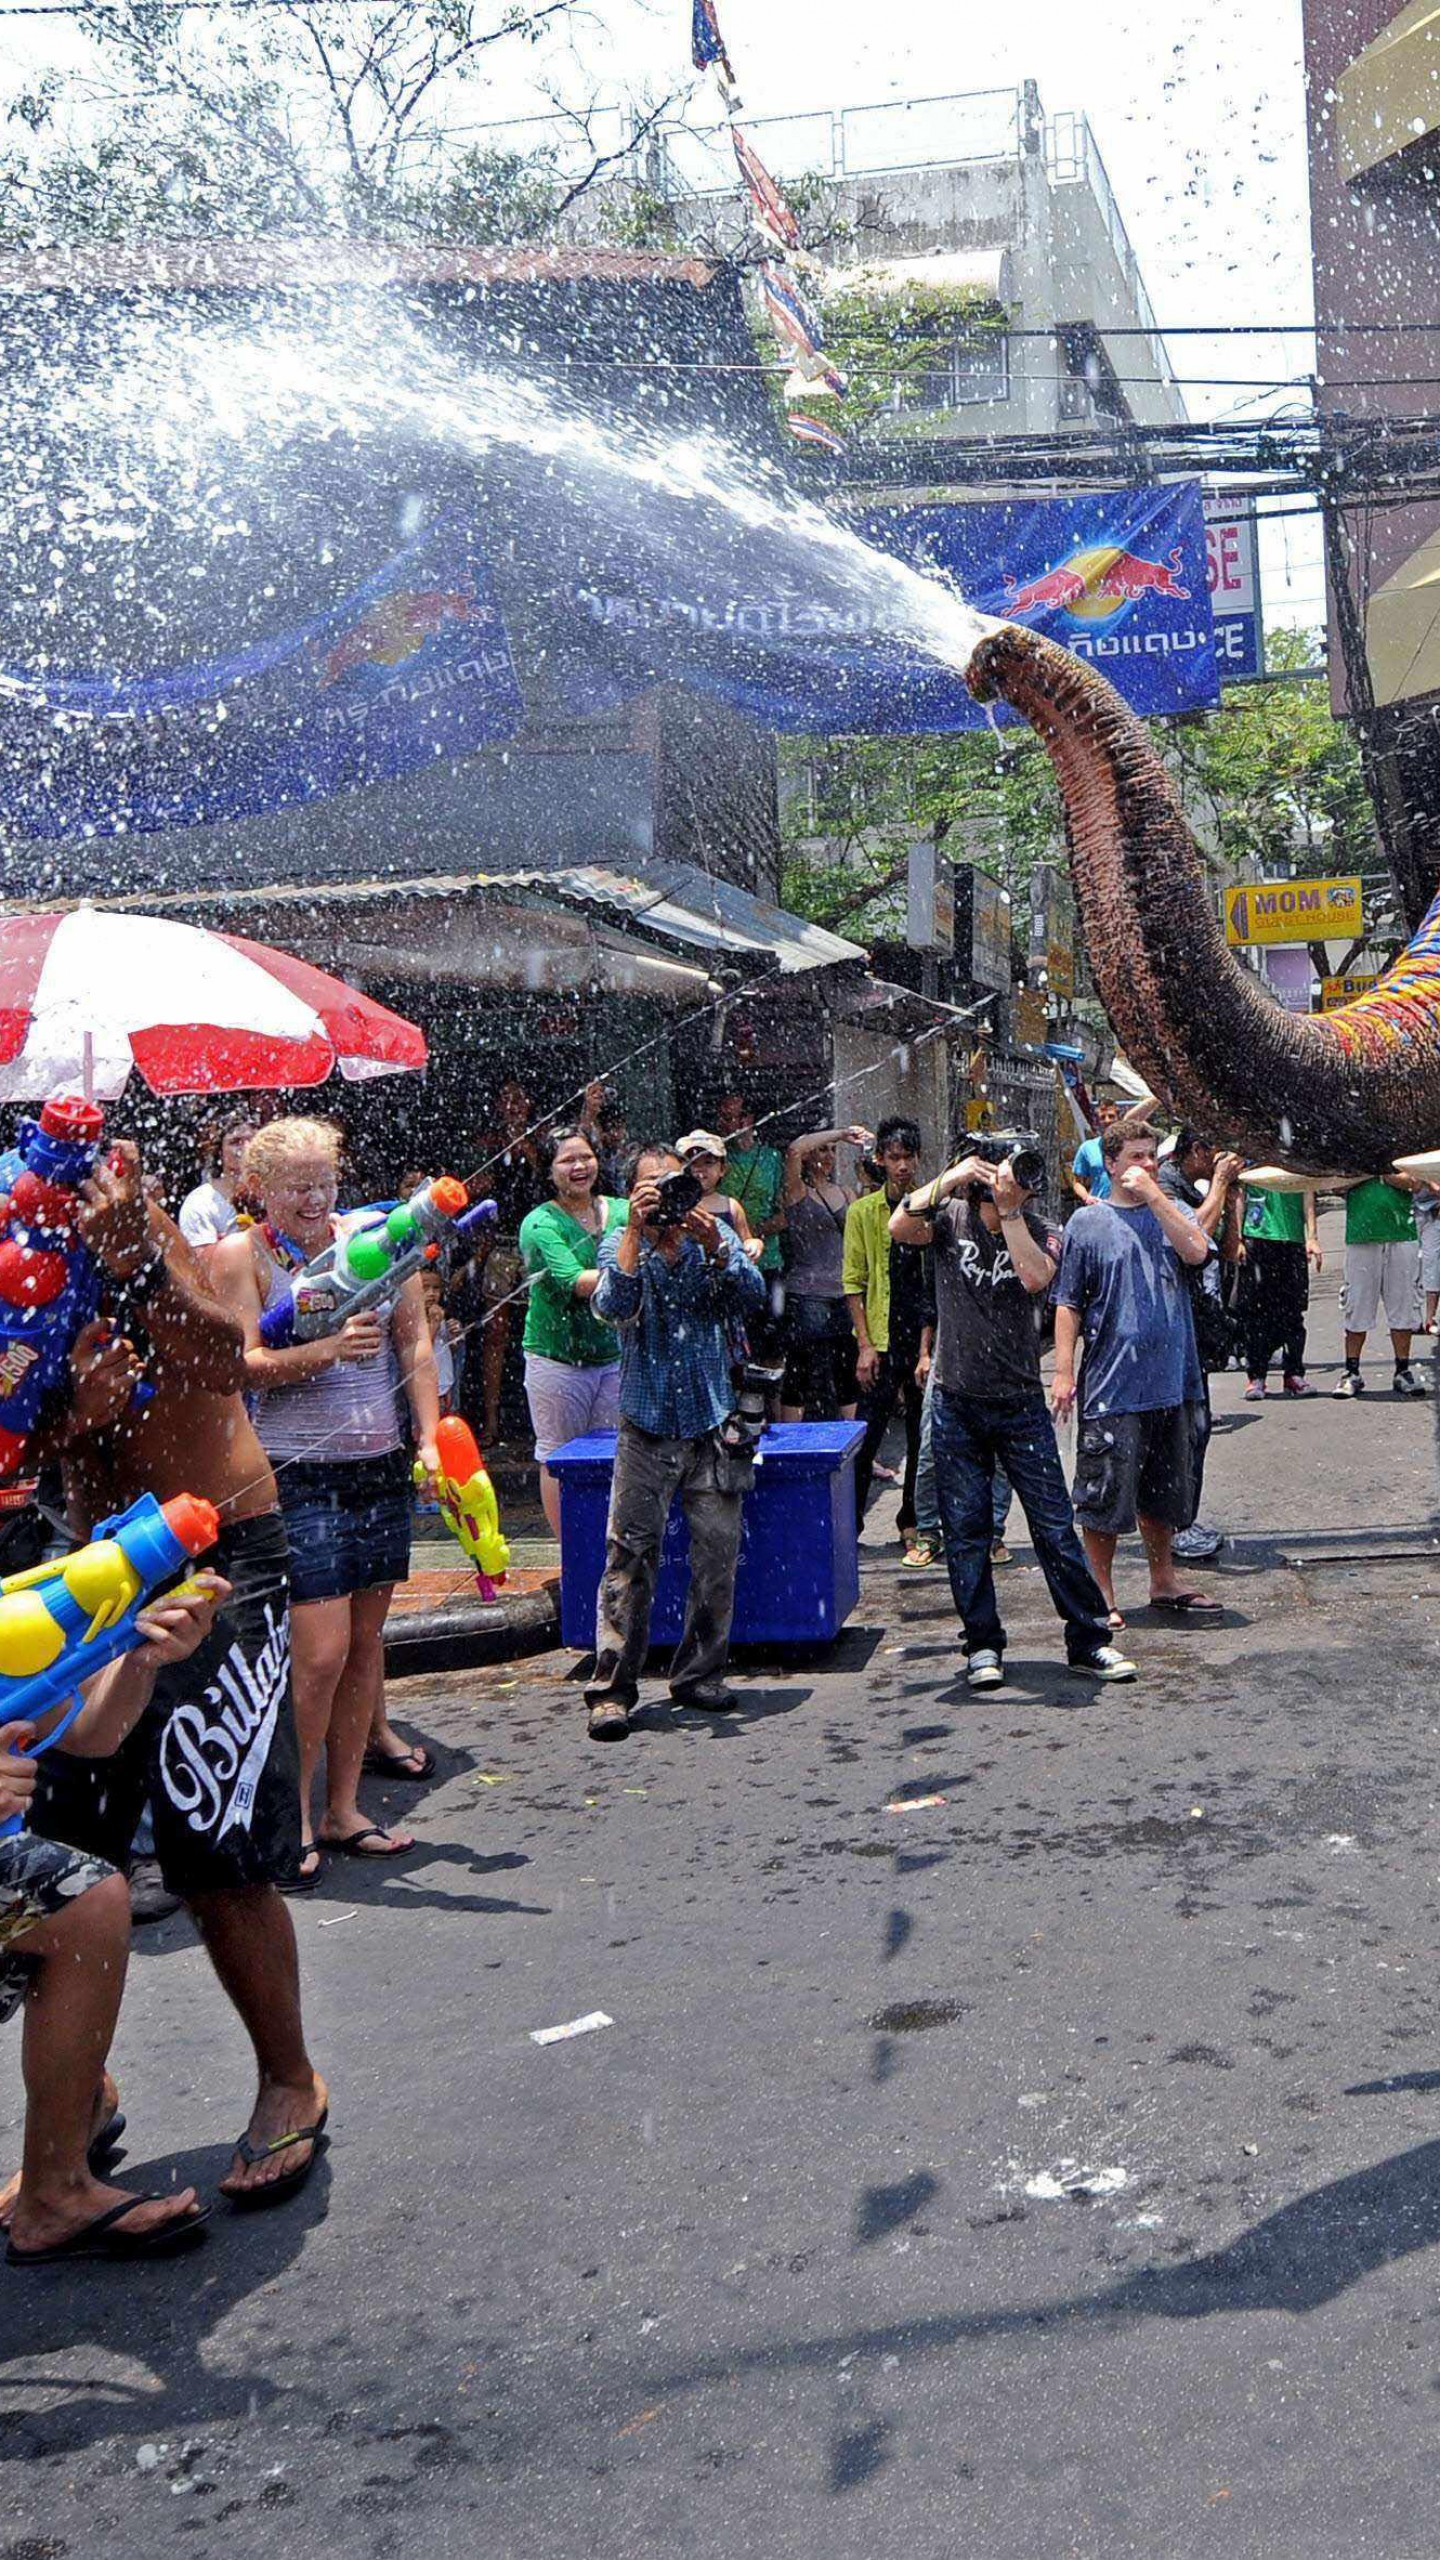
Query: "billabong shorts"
277 1451 412 1603
32 1509 301 1898
0 1830 118 2025
1071 1401 1204 1538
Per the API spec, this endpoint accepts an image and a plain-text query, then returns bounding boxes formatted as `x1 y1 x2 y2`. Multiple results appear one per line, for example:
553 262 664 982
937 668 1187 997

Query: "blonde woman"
211 1120 440 1884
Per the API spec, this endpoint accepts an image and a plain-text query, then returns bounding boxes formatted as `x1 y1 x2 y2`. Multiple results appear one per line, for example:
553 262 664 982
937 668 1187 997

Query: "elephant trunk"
966 624 1440 1172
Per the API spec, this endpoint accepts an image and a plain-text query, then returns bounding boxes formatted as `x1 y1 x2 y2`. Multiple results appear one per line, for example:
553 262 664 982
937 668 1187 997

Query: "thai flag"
759 261 822 361
691 0 735 80
732 126 803 253
787 411 846 457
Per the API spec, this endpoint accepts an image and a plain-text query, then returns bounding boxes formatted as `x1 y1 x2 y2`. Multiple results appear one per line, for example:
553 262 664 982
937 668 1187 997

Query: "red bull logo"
319 586 479 688
1006 544 1190 623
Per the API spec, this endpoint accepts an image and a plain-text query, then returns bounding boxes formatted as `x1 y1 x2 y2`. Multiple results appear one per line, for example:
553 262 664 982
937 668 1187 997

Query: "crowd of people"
0 1064 1433 2269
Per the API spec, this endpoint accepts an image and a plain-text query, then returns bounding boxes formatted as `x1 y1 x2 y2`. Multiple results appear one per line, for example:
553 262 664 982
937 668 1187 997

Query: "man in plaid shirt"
585 1145 764 1740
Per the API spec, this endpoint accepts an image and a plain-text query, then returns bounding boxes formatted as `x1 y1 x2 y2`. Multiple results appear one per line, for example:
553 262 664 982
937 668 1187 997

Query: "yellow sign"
1223 877 1364 947
1320 972 1378 1010
1045 943 1075 1000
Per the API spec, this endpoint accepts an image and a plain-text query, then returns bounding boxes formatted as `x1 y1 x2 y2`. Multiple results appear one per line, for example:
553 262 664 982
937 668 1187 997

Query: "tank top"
785 1186 849 1298
249 1229 405 1465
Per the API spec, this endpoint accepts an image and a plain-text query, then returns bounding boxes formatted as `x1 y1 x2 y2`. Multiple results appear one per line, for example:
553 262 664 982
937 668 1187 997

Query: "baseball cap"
675 1130 727 1160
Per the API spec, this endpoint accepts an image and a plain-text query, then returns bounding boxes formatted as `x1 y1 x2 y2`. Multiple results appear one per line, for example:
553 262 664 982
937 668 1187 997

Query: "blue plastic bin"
547 1421 865 1653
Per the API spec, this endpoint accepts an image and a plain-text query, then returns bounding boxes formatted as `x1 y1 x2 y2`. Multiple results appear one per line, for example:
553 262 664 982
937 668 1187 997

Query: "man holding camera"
890 1137 1133 1690
585 1146 766 1740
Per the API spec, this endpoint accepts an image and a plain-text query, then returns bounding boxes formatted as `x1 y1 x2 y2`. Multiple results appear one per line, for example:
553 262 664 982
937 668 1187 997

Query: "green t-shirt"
1345 1179 1417 1246
1243 1185 1305 1245
724 1143 786 1272
519 1197 630 1365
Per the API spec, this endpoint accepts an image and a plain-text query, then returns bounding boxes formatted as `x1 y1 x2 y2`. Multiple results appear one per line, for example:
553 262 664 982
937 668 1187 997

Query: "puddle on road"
869 1998 968 2034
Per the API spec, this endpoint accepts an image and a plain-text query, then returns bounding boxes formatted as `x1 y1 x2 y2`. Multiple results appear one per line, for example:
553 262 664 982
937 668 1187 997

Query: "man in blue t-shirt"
1053 1122 1221 1629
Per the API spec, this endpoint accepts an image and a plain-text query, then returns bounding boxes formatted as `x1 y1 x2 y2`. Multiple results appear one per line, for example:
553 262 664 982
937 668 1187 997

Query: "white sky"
6 0 1324 624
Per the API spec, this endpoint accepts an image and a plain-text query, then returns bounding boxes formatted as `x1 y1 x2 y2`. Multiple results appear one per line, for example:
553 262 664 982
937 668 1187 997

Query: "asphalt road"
5 1215 1440 2559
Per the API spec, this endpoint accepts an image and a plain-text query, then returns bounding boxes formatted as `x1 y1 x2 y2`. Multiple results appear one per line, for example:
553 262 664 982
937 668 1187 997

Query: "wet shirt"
1345 1179 1417 1246
1055 1203 1204 1417
931 1198 1060 1405
724 1144 785 1272
1158 1163 1222 1303
784 1186 849 1299
519 1197 629 1366
1243 1184 1305 1246
1072 1136 1110 1200
178 1181 241 1249
593 1228 766 1439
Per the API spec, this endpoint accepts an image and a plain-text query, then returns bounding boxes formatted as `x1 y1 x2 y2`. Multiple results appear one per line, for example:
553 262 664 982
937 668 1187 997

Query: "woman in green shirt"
519 1126 630 1533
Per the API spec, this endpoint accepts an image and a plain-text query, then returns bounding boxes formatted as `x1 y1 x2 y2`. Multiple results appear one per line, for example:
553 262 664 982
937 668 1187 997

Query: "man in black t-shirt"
891 1148 1132 1690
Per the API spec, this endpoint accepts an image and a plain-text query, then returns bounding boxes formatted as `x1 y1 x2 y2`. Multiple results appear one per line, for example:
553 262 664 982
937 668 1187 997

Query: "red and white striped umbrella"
0 906 426 1101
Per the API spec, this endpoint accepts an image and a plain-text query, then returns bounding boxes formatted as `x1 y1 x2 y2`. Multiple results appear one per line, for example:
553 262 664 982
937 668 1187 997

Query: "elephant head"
966 624 1440 1173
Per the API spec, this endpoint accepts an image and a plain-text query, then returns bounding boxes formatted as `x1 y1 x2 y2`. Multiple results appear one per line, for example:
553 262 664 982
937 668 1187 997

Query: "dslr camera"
968 1129 1047 1198
648 1166 704 1229
720 1358 786 1453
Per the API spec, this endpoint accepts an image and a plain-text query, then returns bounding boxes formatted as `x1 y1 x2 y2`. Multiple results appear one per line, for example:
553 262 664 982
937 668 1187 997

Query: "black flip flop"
1149 1592 1224 1616
362 1742 435 1782
279 1843 323 1896
320 1826 410 1858
87 2110 127 2172
7 2194 210 2266
223 2110 329 2214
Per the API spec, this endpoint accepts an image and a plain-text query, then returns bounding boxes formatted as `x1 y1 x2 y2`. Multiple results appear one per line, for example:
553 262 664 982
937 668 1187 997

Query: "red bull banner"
559 480 1219 736
0 516 523 840
854 480 1220 726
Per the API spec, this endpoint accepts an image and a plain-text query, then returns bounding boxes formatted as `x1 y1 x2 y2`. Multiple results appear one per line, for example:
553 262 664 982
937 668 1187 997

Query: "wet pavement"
5 1215 1440 2557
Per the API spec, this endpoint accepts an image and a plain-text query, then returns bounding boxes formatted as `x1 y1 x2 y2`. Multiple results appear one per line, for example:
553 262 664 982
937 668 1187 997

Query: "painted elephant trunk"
966 624 1440 1173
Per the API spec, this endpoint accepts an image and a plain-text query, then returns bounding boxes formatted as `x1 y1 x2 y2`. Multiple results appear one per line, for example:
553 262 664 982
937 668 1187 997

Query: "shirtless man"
21 1141 328 2208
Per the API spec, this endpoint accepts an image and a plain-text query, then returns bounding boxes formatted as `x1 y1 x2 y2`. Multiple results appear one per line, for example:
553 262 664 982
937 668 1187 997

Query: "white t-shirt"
178 1180 240 1248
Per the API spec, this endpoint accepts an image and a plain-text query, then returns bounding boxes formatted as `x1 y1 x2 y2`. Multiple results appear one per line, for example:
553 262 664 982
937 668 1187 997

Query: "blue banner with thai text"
547 479 1219 734
0 516 524 840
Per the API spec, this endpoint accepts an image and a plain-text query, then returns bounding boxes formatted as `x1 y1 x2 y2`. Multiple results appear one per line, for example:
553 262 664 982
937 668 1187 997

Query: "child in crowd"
1 1573 228 2266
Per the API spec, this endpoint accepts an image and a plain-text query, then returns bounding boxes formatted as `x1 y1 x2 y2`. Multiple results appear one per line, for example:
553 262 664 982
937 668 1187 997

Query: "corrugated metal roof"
87 862 866 979
0 241 720 297
544 861 867 975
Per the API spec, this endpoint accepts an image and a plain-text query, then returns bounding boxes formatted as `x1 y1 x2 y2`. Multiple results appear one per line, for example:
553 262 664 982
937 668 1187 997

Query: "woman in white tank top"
211 1119 440 1885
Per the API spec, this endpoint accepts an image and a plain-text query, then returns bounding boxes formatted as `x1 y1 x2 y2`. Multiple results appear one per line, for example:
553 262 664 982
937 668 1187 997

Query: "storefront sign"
1224 876 1364 947
1204 494 1264 683
1320 971 1379 1009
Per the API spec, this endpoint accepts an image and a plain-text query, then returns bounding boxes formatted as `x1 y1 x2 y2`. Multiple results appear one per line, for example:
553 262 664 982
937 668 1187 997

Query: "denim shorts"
278 1452 413 1603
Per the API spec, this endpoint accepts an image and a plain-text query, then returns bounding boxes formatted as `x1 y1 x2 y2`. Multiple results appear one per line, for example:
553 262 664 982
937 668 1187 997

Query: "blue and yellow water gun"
0 1491 220 1841
419 1415 510 1601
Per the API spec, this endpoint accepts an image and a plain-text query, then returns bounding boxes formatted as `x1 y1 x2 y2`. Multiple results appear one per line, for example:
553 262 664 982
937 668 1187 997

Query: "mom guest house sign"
1223 878 1365 948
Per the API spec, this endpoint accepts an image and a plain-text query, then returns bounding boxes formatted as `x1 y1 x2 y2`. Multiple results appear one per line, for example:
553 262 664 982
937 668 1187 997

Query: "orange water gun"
419 1415 511 1601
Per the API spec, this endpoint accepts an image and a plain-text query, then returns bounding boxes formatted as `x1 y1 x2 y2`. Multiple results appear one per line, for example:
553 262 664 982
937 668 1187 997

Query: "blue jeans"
930 1388 1110 1662
914 1372 1008 1548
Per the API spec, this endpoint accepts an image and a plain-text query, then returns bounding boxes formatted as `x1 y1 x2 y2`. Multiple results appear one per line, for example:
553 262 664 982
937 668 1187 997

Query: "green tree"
0 1 687 246
780 629 1373 937
1161 628 1375 879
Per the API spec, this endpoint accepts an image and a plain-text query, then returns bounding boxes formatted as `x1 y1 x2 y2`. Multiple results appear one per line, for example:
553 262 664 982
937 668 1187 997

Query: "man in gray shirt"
890 1146 1133 1693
